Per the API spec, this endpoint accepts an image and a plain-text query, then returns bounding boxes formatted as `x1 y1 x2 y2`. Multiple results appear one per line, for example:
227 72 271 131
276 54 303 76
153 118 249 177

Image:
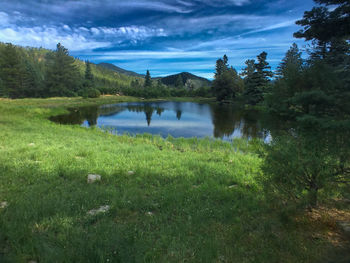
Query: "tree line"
210 0 349 209
0 44 213 99
0 43 141 98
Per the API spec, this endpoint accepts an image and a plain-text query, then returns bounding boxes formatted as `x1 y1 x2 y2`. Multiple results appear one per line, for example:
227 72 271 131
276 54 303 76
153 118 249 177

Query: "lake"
50 101 277 141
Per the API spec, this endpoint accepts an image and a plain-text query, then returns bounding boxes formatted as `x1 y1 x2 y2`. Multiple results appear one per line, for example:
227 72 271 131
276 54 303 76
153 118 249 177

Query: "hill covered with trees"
0 43 141 98
98 63 145 78
157 72 211 89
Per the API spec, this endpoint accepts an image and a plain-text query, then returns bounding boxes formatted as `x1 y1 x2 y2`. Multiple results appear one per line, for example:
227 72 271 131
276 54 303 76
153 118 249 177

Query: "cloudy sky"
0 0 315 79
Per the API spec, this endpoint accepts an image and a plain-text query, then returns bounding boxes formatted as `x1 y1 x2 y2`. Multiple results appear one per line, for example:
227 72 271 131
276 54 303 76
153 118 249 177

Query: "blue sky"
0 0 315 79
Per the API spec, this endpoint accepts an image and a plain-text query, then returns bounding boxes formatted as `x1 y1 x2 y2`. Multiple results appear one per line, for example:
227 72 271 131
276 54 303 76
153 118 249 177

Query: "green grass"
0 97 347 262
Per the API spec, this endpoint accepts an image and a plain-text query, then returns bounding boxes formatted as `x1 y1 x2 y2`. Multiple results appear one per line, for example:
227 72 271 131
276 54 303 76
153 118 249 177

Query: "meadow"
0 96 348 262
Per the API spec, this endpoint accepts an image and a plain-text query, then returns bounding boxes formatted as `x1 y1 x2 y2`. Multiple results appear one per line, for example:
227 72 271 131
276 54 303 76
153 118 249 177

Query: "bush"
80 88 101 98
261 129 350 209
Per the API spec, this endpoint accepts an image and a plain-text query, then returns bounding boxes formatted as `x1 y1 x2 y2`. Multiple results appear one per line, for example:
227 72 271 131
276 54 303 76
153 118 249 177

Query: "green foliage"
83 61 95 90
263 0 350 211
214 54 229 78
81 88 101 99
294 0 350 52
265 44 304 115
0 42 142 98
144 70 152 88
262 129 350 208
212 55 244 101
0 43 26 98
45 43 81 97
242 52 273 105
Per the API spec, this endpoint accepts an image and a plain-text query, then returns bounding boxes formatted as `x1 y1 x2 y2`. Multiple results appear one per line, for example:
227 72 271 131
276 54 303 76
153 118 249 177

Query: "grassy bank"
0 96 348 262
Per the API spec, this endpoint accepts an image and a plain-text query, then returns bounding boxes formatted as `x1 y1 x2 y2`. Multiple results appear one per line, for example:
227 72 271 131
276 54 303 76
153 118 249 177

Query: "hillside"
0 42 141 98
98 62 145 78
158 72 211 88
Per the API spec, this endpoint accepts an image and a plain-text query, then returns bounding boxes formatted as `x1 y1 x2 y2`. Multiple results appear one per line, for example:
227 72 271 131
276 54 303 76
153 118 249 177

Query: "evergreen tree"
241 59 255 78
212 55 241 101
276 43 303 79
84 61 94 88
144 70 152 88
243 52 272 105
0 44 26 98
214 55 229 78
22 59 42 97
294 0 350 59
254 52 273 86
291 0 350 120
265 44 304 114
45 43 80 97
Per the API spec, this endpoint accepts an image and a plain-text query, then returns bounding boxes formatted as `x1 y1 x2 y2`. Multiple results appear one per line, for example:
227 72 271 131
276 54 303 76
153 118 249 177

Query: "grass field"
0 96 349 262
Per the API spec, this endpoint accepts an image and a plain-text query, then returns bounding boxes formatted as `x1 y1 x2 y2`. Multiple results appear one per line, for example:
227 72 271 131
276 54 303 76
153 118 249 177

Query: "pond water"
50 101 279 141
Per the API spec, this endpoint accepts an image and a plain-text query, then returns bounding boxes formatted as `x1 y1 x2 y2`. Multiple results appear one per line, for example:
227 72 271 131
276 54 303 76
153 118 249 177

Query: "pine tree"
243 52 272 105
22 59 42 97
144 70 152 88
214 55 229 78
254 51 273 86
85 61 94 82
241 59 255 78
212 55 241 101
45 43 80 97
83 61 94 89
276 43 303 79
0 44 26 98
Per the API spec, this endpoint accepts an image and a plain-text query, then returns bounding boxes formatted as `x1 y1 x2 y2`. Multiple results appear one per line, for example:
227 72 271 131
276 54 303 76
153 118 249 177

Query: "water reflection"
50 101 279 140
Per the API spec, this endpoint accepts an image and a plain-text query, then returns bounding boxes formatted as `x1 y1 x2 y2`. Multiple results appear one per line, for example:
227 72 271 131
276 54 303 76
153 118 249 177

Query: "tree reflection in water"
50 101 282 140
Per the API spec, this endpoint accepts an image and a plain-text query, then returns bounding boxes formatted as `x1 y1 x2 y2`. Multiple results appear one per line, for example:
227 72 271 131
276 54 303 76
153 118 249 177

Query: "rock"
0 201 8 209
338 221 350 236
87 174 101 183
87 205 110 216
128 171 135 175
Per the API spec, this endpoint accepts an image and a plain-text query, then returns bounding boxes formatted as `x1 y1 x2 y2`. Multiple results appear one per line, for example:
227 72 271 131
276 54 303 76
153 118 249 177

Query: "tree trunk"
308 186 318 208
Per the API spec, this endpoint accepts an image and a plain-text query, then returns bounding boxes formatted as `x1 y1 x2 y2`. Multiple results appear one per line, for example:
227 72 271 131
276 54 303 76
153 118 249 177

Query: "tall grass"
0 96 344 262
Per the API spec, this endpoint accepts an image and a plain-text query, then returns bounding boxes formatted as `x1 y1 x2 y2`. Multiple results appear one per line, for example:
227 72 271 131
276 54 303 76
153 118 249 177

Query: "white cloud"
116 1 194 14
0 25 110 51
0 12 9 25
97 26 167 39
63 24 71 31
0 11 166 51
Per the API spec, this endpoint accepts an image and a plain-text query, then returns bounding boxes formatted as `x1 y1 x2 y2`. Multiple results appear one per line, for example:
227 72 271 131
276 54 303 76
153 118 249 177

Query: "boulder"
87 205 110 216
87 174 101 183
0 201 8 209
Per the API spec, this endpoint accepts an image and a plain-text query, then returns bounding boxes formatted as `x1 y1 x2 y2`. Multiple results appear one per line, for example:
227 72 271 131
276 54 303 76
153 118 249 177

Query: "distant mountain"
98 63 144 78
158 72 211 88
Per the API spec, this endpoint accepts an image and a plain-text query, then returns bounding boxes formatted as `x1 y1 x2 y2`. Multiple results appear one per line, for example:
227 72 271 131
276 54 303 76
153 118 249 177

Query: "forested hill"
0 42 141 98
158 72 211 88
98 63 144 78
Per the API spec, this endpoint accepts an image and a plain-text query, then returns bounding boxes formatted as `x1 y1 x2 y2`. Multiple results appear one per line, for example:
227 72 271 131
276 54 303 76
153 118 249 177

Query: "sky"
0 0 315 79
